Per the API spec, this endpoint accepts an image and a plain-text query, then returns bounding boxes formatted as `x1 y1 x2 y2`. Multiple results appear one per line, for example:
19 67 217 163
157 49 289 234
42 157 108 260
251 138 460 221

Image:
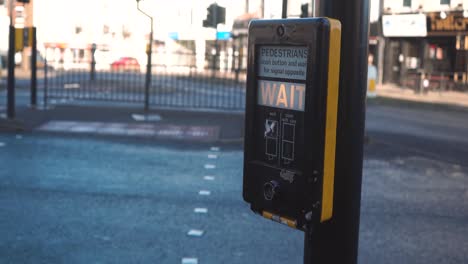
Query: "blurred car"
110 57 141 72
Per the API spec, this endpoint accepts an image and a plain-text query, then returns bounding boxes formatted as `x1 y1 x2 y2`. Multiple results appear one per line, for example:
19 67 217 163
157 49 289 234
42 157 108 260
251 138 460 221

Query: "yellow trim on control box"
321 18 341 222
262 211 297 229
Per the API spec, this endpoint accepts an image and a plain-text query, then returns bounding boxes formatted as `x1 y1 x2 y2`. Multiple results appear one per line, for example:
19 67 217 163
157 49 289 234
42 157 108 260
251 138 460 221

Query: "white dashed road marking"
131 113 162 122
203 176 215 181
183 147 220 262
182 258 198 264
0 142 5 147
198 190 211 196
194 208 208 214
187 229 204 237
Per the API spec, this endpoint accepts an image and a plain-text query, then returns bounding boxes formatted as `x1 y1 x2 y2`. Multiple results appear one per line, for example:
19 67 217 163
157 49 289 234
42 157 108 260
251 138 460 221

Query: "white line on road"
203 176 215 181
194 208 208 214
0 142 5 147
64 83 80 89
187 229 204 237
131 113 162 122
193 207 208 214
199 190 211 196
210 146 220 152
182 258 198 264
204 164 216 169
208 154 218 159
16 135 23 139
93 235 111 241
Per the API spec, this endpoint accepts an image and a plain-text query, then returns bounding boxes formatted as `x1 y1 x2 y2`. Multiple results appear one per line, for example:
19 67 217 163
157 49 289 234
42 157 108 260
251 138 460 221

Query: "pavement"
1 82 467 146
372 83 468 109
1 68 468 140
0 89 245 145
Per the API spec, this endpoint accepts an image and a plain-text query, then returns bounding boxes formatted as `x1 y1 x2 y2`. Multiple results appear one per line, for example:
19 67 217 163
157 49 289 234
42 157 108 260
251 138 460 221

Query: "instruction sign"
258 46 308 80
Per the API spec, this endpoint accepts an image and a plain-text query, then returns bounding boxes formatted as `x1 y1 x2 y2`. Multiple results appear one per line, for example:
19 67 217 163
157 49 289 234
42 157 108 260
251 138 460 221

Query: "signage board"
257 46 308 80
216 31 231 40
382 14 427 37
243 18 341 231
427 11 468 35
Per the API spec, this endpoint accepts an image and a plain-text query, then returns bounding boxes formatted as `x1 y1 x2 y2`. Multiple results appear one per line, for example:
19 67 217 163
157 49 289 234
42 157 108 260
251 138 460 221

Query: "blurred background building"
1 0 467 92
0 0 316 73
376 0 468 91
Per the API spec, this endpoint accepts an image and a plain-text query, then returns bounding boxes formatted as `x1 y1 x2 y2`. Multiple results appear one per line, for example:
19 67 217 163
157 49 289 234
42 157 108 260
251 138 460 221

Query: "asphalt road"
0 100 467 263
362 102 468 264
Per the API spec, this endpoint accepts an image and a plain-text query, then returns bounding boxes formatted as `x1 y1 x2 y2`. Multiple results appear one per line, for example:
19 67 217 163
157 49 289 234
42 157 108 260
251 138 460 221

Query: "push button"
263 180 280 201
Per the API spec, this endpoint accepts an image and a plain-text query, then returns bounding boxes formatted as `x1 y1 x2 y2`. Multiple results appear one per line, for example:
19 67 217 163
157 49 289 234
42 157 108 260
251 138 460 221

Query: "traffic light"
300 3 309 18
203 3 226 28
203 4 216 28
216 5 226 25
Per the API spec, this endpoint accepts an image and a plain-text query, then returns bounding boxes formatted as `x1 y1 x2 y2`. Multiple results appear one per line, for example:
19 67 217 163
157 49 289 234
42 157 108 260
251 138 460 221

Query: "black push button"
263 180 280 201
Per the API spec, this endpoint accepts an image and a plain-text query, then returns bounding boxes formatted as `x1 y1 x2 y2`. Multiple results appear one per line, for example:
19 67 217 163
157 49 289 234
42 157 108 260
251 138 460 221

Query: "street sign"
14 27 33 51
216 31 231 40
243 18 341 231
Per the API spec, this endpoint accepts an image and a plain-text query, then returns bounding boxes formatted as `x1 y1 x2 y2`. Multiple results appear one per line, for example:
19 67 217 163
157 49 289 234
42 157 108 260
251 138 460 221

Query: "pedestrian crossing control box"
243 18 341 231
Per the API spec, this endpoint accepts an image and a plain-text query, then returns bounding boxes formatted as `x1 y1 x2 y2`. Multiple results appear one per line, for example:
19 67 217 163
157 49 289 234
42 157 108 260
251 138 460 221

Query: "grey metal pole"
44 55 48 109
312 0 321 17
260 0 264 18
146 24 152 112
90 43 96 81
377 0 385 88
304 0 370 263
137 0 152 112
31 27 37 107
7 25 15 119
7 0 15 119
282 0 288 18
213 4 218 75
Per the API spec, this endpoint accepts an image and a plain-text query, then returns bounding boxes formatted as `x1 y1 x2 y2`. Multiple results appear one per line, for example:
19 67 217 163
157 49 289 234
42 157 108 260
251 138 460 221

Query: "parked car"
110 57 141 72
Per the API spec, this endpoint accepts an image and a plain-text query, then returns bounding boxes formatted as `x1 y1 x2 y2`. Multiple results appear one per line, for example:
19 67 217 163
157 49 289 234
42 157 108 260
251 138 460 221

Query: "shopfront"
427 11 468 87
382 11 468 91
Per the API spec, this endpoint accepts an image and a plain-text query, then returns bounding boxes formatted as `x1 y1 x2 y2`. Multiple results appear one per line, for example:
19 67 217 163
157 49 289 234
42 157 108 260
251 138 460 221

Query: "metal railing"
402 71 468 93
44 51 247 111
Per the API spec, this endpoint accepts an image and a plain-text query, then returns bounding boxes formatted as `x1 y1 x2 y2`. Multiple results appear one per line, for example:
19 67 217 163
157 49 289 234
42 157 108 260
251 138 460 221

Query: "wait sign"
257 80 305 111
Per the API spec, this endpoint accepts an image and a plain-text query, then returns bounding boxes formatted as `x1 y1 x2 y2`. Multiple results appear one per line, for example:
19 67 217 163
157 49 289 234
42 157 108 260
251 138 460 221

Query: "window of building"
440 0 450 5
428 45 446 60
403 0 411 7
